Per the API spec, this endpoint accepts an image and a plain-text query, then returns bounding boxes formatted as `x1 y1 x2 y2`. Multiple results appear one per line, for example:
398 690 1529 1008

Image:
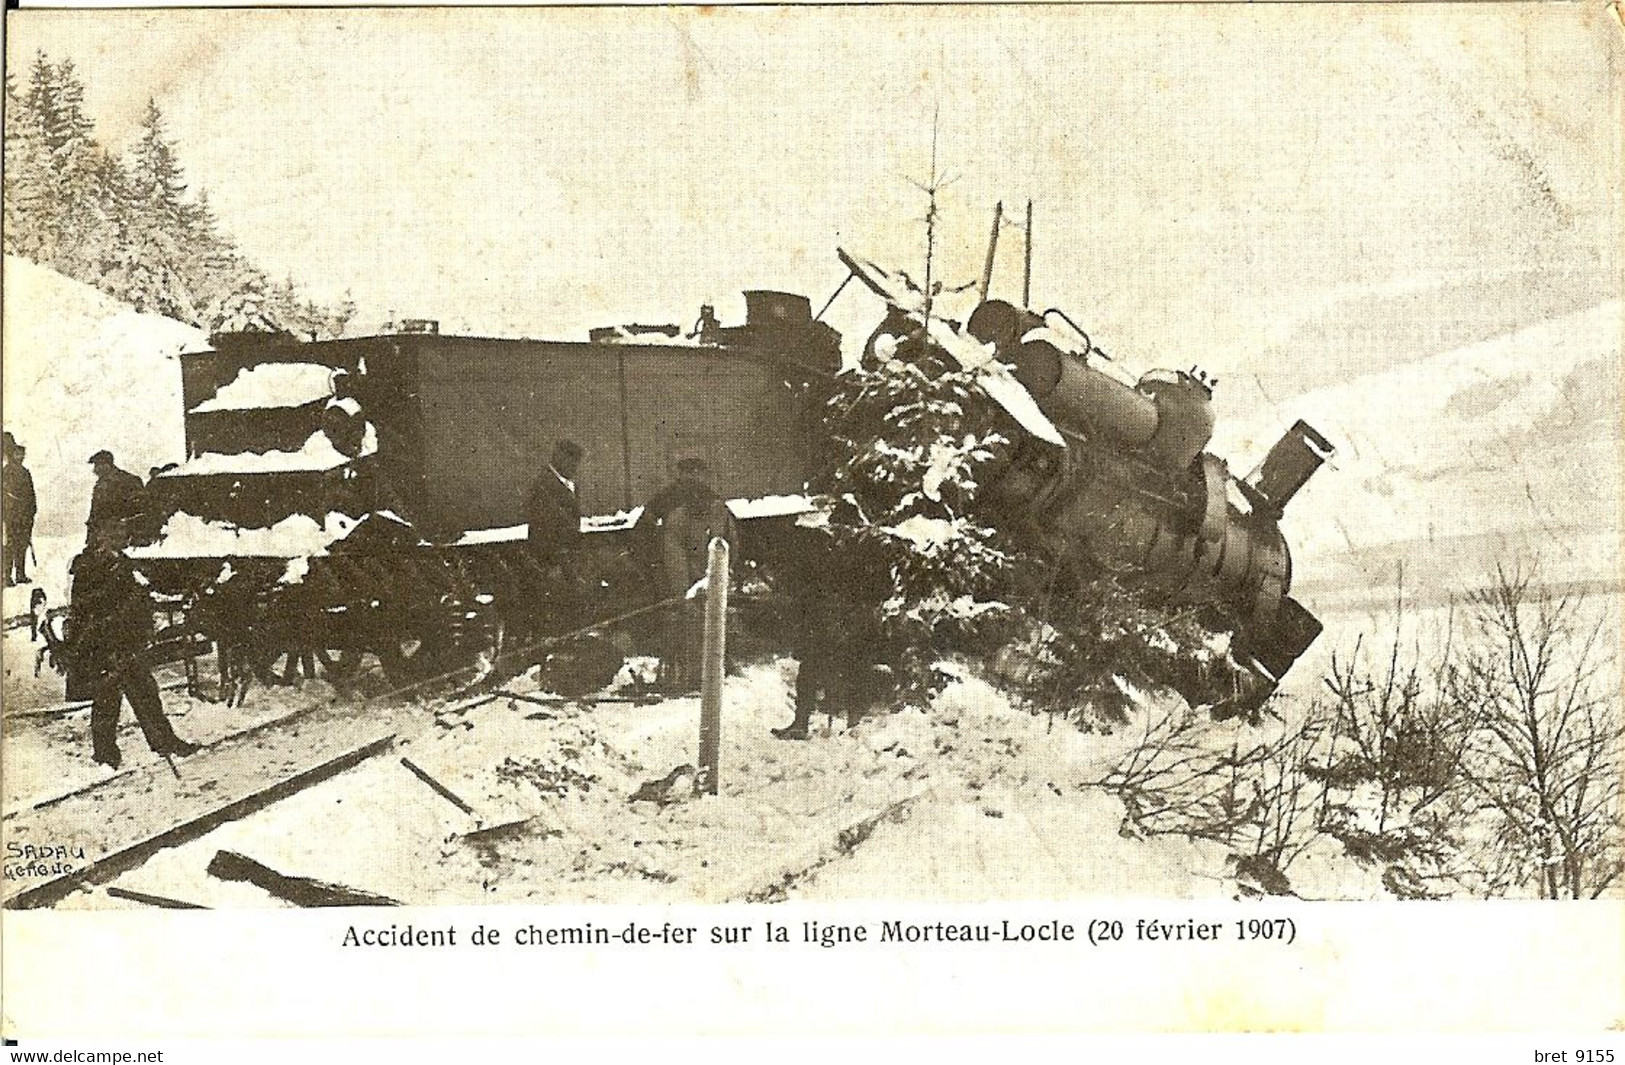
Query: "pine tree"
107 98 200 319
3 67 50 256
39 58 104 273
204 260 283 333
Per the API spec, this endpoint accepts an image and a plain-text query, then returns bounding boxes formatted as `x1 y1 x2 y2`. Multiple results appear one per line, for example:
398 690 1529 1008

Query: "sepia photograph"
0 0 1620 1042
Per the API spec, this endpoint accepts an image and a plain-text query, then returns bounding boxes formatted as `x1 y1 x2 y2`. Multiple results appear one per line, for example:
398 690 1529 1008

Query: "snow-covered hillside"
1214 301 1622 605
2 254 205 539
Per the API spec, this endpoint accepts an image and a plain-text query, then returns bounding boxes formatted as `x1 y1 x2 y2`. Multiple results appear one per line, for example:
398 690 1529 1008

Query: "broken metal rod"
105 885 209 910
496 688 567 709
399 756 476 817
1023 198 1034 308
814 269 855 322
979 200 1003 304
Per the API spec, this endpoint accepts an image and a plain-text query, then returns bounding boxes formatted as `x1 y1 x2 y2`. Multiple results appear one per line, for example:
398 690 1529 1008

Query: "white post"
697 537 730 796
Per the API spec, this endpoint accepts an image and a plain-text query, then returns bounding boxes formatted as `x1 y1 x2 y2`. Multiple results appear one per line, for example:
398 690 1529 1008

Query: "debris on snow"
629 765 700 807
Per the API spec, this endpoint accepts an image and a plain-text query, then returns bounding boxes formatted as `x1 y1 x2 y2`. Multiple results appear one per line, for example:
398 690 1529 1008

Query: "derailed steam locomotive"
116 247 1330 700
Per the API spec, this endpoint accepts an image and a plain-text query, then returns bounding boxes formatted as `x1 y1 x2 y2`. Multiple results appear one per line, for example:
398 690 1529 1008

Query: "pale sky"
7 4 1620 402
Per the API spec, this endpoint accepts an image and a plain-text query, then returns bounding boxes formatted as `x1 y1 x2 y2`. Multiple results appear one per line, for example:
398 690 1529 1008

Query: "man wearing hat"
2 432 37 586
85 450 146 548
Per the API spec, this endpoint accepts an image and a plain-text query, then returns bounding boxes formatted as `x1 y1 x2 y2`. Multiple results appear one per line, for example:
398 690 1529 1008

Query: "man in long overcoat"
2 434 37 586
772 517 892 739
637 458 738 690
525 439 586 628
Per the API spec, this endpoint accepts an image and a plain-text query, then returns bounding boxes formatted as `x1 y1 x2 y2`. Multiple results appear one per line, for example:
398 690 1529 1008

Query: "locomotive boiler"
836 250 1331 691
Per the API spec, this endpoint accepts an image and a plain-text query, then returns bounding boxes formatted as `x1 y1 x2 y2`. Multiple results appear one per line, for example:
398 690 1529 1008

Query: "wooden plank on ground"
206 849 401 908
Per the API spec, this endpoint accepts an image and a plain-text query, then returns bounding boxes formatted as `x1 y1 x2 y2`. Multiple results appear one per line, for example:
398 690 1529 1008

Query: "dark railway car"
130 293 840 688
167 290 836 537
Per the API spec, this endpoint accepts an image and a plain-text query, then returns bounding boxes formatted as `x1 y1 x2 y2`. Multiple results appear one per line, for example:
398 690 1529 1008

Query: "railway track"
1 591 699 908
1 690 422 909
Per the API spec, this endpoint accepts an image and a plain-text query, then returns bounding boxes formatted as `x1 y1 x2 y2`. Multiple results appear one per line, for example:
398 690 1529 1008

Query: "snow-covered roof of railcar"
190 362 337 413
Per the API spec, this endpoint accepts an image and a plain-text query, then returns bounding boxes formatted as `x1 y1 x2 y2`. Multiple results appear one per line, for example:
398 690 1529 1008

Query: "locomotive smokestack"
1247 419 1334 515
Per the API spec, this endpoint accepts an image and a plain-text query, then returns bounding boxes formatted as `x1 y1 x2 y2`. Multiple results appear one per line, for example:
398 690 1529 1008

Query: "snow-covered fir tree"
4 52 348 339
811 322 1020 700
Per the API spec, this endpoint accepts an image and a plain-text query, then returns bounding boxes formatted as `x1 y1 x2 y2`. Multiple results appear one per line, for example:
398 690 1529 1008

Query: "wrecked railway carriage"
117 250 1330 702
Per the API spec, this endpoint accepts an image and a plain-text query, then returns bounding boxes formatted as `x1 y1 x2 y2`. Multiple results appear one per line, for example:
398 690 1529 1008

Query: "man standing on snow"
637 457 737 690
85 450 146 549
772 514 892 740
526 439 586 629
3 433 38 586
67 522 198 768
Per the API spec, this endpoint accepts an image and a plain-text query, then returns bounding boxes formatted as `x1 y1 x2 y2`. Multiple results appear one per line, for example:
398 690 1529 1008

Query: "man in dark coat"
67 524 198 768
772 518 892 740
85 450 147 548
3 433 37 586
525 439 585 627
637 458 738 689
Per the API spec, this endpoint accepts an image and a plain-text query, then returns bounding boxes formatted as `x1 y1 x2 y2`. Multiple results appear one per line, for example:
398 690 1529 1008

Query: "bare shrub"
1308 599 1482 898
1092 700 1335 895
1446 567 1622 899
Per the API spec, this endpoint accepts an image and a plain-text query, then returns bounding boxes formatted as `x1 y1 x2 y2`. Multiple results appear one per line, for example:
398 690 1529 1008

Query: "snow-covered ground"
2 664 358 819
62 661 1385 909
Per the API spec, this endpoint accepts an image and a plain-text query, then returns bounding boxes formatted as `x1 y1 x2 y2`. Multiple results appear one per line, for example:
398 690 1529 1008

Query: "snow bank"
128 511 360 559
1215 300 1622 598
190 363 335 413
582 506 643 533
2 255 205 537
159 425 378 477
452 524 527 547
598 327 708 347
883 514 958 552
453 508 642 547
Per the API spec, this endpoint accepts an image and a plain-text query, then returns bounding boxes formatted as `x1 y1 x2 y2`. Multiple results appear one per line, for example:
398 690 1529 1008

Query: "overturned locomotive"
115 247 1329 701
